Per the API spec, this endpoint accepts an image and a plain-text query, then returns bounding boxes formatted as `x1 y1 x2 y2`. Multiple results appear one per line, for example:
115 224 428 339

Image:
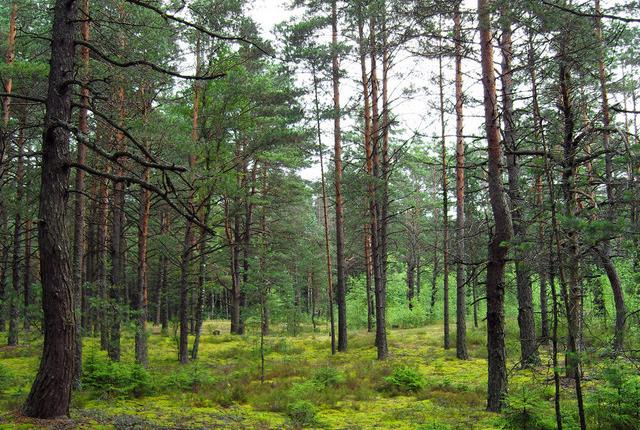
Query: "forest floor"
0 321 584 429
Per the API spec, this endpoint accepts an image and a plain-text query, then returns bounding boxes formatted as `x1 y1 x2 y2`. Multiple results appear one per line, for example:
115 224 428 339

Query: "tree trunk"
370 12 387 360
71 0 90 386
594 0 626 353
478 0 512 412
453 3 467 360
23 0 77 417
0 2 18 335
331 0 347 353
357 12 374 335
8 114 25 346
23 218 32 331
499 7 538 367
312 65 335 353
437 17 450 351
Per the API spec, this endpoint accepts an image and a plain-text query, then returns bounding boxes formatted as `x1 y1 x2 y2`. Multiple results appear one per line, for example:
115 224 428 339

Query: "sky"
244 0 633 182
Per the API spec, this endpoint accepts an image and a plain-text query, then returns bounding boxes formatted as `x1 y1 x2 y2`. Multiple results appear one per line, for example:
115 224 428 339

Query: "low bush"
82 353 154 398
312 366 344 388
381 366 425 395
287 400 317 428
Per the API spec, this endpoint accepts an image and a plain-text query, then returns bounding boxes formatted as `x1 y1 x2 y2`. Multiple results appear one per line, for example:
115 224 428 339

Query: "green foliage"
82 353 154 399
586 363 640 429
501 387 554 430
165 363 217 392
0 364 13 393
286 400 318 428
382 366 425 395
312 366 344 387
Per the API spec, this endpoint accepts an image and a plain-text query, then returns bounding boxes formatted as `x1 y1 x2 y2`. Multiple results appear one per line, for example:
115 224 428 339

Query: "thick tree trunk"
454 3 468 360
478 0 512 412
499 8 538 367
23 0 77 417
331 0 347 353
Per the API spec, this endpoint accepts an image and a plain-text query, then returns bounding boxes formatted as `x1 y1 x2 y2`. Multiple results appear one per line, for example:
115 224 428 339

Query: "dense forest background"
0 0 639 428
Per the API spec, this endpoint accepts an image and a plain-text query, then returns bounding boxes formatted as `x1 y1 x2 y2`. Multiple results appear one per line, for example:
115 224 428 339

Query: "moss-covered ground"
0 321 610 429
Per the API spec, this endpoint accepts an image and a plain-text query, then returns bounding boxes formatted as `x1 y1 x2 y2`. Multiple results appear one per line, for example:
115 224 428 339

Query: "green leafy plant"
382 366 425 395
312 366 344 388
287 399 317 428
83 352 154 398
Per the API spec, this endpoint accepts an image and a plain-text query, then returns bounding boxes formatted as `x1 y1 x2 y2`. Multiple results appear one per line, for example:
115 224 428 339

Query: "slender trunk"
370 12 387 360
438 18 450 350
159 209 169 334
191 202 209 360
23 0 77 417
558 36 587 429
8 114 25 346
23 219 32 331
331 0 347 353
528 33 549 342
312 66 335 353
478 0 512 411
0 2 18 335
358 12 374 335
499 7 538 367
135 92 151 367
594 0 625 353
454 3 467 360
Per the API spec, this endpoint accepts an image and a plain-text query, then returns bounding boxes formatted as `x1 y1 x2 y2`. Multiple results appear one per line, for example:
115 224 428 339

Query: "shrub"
312 366 344 388
166 363 216 392
83 353 154 398
0 364 13 393
287 400 317 428
586 364 640 430
382 366 425 395
501 389 554 430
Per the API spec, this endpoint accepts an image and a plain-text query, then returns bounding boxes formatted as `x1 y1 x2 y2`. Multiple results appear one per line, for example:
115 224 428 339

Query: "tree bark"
499 6 538 367
594 0 626 353
478 0 512 412
331 0 347 353
23 0 77 417
370 12 387 360
8 113 25 346
437 17 450 351
312 64 335 353
454 2 468 360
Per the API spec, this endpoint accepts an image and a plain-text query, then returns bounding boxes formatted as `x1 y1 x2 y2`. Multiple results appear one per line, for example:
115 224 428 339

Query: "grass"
0 319 624 429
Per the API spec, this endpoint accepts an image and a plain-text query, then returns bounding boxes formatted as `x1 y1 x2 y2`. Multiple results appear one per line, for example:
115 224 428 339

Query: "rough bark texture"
453 2 468 360
370 13 387 360
331 0 347 353
437 20 450 350
478 0 512 412
499 8 538 367
72 0 90 386
23 0 77 418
